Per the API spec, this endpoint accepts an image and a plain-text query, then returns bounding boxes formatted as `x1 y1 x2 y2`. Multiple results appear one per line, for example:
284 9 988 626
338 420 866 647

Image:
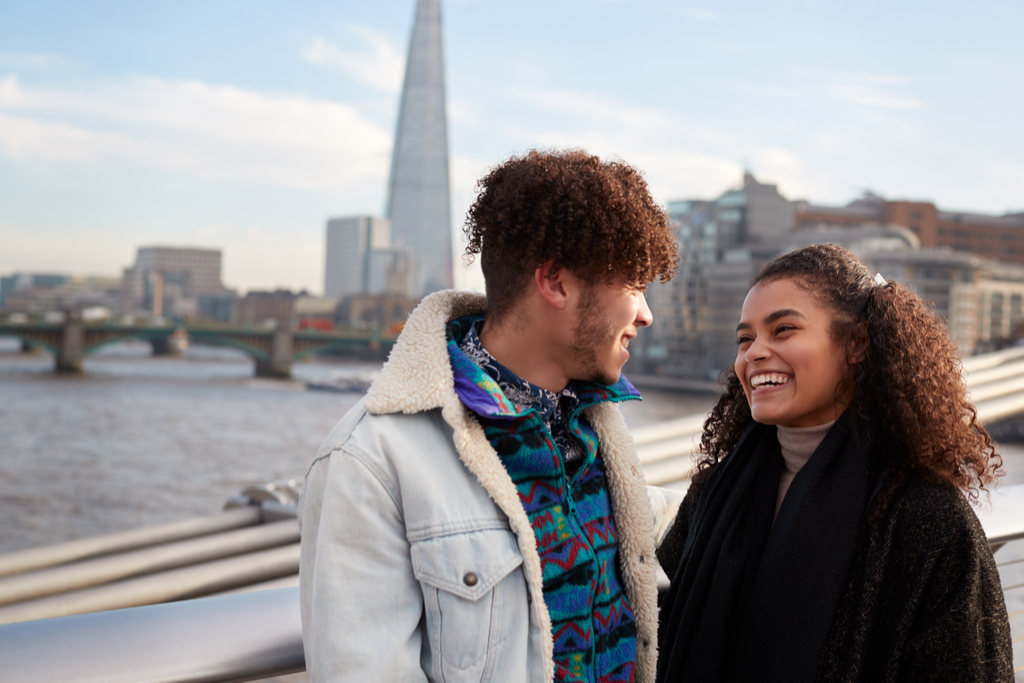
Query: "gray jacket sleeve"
298 422 428 683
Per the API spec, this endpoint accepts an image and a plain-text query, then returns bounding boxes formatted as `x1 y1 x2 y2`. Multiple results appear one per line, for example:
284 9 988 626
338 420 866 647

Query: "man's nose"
635 293 653 328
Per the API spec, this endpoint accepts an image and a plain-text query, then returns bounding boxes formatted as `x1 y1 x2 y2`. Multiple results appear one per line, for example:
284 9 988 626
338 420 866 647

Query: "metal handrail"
0 544 299 626
2 484 1022 683
0 521 298 607
0 587 304 683
0 506 262 579
635 351 1024 488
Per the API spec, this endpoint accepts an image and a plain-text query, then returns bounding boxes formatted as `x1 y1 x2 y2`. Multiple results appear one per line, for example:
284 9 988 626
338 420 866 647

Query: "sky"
1 0 1021 294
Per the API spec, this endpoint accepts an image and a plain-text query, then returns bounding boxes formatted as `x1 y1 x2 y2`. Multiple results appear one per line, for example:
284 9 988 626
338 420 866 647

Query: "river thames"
0 338 718 555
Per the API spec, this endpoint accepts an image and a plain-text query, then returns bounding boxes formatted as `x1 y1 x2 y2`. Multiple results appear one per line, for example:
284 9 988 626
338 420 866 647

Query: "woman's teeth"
751 373 791 388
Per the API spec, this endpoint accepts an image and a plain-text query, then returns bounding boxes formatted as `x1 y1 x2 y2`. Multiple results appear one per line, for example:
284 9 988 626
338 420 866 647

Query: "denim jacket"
298 290 683 683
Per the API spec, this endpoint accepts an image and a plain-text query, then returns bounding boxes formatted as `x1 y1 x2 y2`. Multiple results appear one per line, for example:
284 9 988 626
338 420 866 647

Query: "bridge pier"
56 310 84 373
151 336 177 356
255 324 292 378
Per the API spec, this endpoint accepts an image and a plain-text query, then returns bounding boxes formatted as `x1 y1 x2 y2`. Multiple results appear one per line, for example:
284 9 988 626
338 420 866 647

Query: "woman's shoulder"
878 475 987 551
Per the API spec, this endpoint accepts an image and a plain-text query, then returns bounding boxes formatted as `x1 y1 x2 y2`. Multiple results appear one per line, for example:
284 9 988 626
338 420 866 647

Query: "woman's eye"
736 336 752 346
775 325 795 335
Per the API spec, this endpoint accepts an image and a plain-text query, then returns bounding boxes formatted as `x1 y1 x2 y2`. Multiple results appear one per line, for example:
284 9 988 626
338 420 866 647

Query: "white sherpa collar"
365 289 487 415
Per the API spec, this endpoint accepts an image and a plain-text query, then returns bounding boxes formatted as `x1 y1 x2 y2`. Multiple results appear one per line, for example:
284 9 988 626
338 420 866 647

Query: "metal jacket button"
463 572 478 587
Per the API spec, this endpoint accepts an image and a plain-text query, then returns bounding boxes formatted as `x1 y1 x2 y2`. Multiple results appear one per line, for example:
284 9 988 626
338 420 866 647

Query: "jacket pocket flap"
411 529 524 601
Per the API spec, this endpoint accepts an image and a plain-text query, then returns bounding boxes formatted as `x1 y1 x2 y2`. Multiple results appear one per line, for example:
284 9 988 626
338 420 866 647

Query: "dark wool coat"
657 473 1013 682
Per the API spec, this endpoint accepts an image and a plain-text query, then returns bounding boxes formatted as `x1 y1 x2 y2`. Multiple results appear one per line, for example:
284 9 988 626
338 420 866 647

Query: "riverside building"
795 193 1024 265
637 175 1024 381
121 246 233 321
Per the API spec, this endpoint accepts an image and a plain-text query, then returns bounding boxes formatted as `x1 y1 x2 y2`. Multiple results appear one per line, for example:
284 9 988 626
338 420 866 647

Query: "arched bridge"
0 315 397 377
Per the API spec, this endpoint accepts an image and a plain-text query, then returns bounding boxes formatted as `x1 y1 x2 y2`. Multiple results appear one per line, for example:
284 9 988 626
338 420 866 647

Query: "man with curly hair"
299 149 680 682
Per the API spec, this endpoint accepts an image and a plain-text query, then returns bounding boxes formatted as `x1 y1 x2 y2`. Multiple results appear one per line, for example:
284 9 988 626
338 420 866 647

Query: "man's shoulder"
312 396 371 460
300 402 456 523
314 398 449 462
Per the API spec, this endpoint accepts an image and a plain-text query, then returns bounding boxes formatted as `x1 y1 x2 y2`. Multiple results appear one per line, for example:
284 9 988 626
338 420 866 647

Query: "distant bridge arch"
0 317 397 377
0 317 182 372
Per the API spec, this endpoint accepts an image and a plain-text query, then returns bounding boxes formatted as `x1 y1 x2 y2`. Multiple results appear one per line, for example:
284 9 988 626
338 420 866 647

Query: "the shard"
385 0 453 296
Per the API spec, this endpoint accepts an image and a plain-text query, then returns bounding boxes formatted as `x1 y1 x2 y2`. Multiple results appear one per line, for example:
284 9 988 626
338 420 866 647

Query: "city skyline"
0 0 1021 293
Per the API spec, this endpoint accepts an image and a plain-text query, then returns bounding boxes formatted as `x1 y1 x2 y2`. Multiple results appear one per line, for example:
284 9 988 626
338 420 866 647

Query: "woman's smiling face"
735 277 854 428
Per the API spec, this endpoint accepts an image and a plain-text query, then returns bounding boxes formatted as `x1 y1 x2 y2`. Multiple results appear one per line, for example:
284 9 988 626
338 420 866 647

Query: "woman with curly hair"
655 244 1012 682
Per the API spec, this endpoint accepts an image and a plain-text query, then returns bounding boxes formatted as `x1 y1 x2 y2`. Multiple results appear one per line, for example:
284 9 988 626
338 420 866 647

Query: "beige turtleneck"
774 418 837 517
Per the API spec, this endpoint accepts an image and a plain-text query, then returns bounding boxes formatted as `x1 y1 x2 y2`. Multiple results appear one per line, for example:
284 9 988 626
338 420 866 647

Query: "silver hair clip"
874 273 887 286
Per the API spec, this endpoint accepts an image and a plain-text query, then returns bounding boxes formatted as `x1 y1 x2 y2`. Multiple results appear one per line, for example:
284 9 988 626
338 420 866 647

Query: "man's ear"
534 259 569 309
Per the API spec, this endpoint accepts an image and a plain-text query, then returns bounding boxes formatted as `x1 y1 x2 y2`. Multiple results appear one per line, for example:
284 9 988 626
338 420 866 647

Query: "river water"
0 338 716 555
3 338 1023 679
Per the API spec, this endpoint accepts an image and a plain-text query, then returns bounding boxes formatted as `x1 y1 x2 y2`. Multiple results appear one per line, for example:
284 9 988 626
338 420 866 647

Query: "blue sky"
1 0 1021 293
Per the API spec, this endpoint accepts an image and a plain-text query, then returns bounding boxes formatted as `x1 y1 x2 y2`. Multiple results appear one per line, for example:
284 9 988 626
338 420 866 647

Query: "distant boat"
306 378 372 393
171 328 189 353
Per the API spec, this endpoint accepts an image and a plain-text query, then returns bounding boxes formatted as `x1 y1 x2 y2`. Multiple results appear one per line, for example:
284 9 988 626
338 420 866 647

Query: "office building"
384 0 453 296
1 273 121 315
641 173 795 378
795 194 1024 265
324 217 394 298
638 172 1024 380
235 289 297 327
121 246 228 319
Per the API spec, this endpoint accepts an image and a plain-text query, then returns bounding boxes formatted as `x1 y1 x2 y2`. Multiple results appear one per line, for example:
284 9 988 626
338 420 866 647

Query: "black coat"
657 468 1013 682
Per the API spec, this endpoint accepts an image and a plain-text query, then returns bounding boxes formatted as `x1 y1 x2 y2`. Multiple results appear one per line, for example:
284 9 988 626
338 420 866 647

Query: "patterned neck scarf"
458 318 586 464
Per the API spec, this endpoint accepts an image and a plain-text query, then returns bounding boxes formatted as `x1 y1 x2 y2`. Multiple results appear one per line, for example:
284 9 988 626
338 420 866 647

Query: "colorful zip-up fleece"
446 315 640 683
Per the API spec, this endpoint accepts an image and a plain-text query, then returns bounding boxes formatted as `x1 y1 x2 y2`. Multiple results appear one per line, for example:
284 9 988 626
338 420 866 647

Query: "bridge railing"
0 586 304 683
0 481 302 627
2 483 1023 683
635 346 1024 488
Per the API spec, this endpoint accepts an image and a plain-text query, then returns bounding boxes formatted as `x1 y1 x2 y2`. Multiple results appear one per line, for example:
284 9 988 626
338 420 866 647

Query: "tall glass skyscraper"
384 0 453 296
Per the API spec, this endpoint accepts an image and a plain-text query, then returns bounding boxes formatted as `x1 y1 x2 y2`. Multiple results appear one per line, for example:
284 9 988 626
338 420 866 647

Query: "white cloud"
0 52 66 70
448 100 479 126
217 225 325 294
812 71 922 110
496 88 745 200
825 72 913 87
0 223 136 277
0 112 138 164
302 29 404 94
988 164 1024 212
736 71 923 111
0 75 392 190
828 84 922 110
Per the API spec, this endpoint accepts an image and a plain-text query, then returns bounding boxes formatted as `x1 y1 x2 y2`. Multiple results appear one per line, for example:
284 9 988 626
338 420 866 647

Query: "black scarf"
657 412 873 683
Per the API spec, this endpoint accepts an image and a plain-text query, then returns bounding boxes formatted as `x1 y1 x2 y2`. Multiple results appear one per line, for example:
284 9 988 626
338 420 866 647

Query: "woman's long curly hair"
696 243 1001 503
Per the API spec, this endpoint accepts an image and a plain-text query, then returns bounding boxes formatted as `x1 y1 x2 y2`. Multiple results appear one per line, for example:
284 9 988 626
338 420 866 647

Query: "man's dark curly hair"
697 243 1001 505
463 149 679 320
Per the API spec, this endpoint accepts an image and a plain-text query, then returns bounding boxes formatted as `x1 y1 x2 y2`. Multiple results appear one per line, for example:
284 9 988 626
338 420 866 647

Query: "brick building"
795 193 1024 264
